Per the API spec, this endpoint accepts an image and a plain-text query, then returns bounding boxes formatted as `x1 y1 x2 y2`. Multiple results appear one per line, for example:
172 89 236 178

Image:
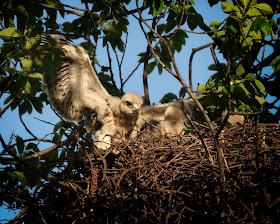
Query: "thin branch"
66 132 79 183
120 33 129 69
251 49 280 74
126 5 149 15
9 206 29 223
120 33 129 90
84 0 93 58
106 44 117 88
211 46 232 138
189 42 214 92
136 0 181 79
30 1 84 17
180 101 214 167
142 18 157 105
138 18 178 79
0 99 15 117
136 0 227 200
2 139 71 164
0 60 19 99
0 89 23 118
244 11 280 19
168 0 186 43
53 0 88 12
18 110 53 144
111 46 125 92
136 0 217 140
231 96 280 116
178 28 214 35
0 134 71 189
123 62 142 86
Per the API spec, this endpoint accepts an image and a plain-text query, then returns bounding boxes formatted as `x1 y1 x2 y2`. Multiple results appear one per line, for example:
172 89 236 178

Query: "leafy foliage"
0 0 279 222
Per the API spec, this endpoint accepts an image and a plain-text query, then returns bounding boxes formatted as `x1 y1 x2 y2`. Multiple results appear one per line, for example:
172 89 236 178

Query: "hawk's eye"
125 101 132 106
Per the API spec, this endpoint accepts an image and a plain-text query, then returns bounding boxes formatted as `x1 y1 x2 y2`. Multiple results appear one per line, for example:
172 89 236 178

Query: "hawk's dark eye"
125 101 132 106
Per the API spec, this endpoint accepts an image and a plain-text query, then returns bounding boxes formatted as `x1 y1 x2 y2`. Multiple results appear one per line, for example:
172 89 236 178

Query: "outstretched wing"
41 34 111 121
137 98 197 134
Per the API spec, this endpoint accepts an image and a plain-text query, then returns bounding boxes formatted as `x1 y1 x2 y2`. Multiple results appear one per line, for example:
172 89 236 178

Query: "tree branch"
136 0 227 205
30 1 84 17
106 44 117 89
189 42 214 92
123 62 142 86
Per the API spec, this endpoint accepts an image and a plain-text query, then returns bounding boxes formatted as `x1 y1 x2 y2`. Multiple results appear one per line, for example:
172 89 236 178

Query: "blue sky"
0 0 277 221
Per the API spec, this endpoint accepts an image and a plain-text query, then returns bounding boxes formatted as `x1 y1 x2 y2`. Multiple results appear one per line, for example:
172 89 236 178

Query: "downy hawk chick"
41 34 143 149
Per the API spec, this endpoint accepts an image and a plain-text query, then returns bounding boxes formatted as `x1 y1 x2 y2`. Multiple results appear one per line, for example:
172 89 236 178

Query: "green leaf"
29 72 43 80
255 95 265 106
260 22 272 36
4 95 13 105
250 30 262 41
245 73 255 80
233 83 251 104
21 58 33 72
0 27 22 40
183 127 194 135
16 4 29 33
19 100 33 115
254 79 266 96
184 5 193 13
187 13 204 30
24 80 32 94
113 16 119 25
172 29 188 52
240 0 251 8
187 14 197 30
221 212 228 218
158 63 163 74
152 0 165 17
165 12 177 33
221 1 234 13
16 136 24 154
209 20 221 27
169 2 178 14
236 64 245 77
53 120 67 133
52 133 60 143
160 92 178 103
208 0 219 7
30 97 43 113
26 143 39 152
116 39 124 52
147 61 157 74
41 84 48 94
10 147 17 155
197 83 206 91
9 171 26 182
208 64 218 71
229 24 238 33
247 8 261 16
212 30 225 39
63 22 75 33
179 87 187 98
254 3 273 14
157 24 165 35
41 149 58 162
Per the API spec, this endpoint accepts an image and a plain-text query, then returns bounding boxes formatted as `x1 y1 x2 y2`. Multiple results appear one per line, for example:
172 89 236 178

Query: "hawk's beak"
132 105 141 113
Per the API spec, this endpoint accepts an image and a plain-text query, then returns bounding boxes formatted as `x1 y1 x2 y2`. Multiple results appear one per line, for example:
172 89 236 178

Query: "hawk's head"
119 93 143 117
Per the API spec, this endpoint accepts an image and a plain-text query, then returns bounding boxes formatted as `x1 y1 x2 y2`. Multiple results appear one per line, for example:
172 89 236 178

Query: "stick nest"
21 121 280 223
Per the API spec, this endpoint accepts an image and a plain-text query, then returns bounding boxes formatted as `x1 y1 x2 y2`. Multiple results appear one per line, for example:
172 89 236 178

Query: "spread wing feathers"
41 34 111 121
137 98 197 134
